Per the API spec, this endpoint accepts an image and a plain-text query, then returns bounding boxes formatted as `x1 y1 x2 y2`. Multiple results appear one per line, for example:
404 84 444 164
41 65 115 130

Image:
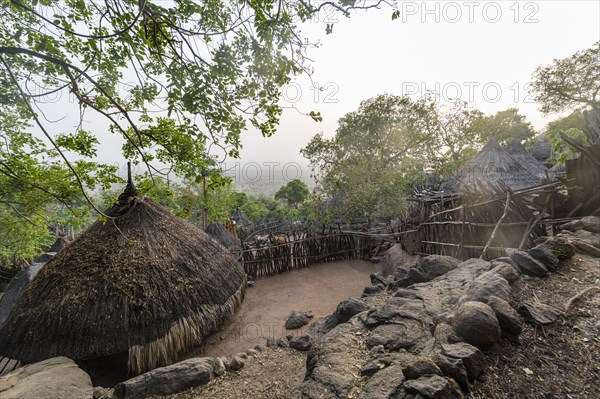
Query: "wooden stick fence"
241 231 387 278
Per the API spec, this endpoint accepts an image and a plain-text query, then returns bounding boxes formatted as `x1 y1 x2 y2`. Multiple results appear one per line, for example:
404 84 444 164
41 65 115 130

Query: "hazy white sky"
236 0 600 176
25 1 600 184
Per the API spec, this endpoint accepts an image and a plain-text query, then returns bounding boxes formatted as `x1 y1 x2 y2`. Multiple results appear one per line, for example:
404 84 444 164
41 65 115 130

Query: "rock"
236 351 248 359
382 243 420 276
246 348 258 357
277 336 289 348
518 302 563 327
487 296 523 342
254 344 267 352
360 359 387 377
0 357 92 399
366 321 431 351
403 357 443 380
370 272 388 286
229 356 246 371
357 365 405 399
392 255 460 288
112 357 220 399
0 262 45 328
453 301 501 348
535 235 575 260
289 335 312 351
35 252 56 263
441 343 485 382
285 310 310 330
465 271 511 303
432 354 470 391
560 216 600 233
489 262 520 284
581 216 600 233
508 250 549 277
528 244 560 271
362 284 385 296
213 357 226 376
403 375 464 398
433 323 455 346
219 357 230 371
308 298 369 337
93 387 110 399
394 288 423 299
365 297 430 328
266 337 277 347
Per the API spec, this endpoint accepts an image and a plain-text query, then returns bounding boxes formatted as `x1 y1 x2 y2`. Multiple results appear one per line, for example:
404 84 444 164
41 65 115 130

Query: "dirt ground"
192 260 381 358
468 253 600 399
160 254 600 399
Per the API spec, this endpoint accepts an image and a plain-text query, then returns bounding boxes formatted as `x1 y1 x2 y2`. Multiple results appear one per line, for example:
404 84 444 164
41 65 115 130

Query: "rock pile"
289 222 600 398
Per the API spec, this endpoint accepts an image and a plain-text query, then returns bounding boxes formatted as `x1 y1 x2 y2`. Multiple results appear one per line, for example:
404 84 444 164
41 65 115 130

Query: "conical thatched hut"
506 139 555 181
0 170 246 375
445 139 541 195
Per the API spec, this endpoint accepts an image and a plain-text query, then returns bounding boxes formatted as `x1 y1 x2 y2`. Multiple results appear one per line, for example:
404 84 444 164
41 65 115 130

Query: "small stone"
266 337 277 347
254 344 267 352
489 262 520 284
277 336 289 348
487 296 523 341
236 352 248 359
219 356 230 371
360 359 386 377
289 335 312 351
453 301 501 348
402 357 443 380
528 244 560 271
508 250 548 277
432 354 470 391
246 349 258 357
285 310 310 330
363 284 385 296
442 343 485 382
229 356 245 371
518 302 563 327
403 375 464 398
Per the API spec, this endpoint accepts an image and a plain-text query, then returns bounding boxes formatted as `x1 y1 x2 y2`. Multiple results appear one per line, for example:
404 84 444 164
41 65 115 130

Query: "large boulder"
508 250 548 277
489 260 520 284
357 365 405 399
465 271 511 303
112 357 224 399
453 301 501 348
534 235 575 260
0 357 92 399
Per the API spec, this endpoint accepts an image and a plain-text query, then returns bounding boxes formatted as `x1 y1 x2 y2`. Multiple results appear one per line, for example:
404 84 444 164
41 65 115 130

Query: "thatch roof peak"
446 139 543 195
506 139 555 181
0 196 246 375
117 162 139 205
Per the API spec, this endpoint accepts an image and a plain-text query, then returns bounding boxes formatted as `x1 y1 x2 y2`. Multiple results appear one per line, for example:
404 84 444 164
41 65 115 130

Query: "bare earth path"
192 260 381 359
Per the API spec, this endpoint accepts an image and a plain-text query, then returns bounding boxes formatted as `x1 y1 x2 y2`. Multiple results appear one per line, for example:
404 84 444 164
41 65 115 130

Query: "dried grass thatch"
205 222 241 254
446 139 542 194
0 188 246 375
506 139 555 181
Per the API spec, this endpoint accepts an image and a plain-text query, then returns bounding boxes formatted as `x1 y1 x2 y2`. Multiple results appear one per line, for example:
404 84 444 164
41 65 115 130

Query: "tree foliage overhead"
0 0 392 210
531 41 600 114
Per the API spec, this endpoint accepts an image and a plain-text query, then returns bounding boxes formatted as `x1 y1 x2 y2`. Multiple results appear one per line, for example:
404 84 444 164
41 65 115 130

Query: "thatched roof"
506 139 555 181
0 176 246 375
445 139 542 194
205 222 241 252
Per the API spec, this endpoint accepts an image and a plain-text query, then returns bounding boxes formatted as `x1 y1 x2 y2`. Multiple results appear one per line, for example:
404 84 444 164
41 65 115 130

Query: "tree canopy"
274 178 309 208
531 41 600 114
472 108 536 145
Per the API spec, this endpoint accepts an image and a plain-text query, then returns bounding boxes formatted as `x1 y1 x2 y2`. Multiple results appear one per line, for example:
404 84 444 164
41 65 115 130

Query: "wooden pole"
480 192 511 259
